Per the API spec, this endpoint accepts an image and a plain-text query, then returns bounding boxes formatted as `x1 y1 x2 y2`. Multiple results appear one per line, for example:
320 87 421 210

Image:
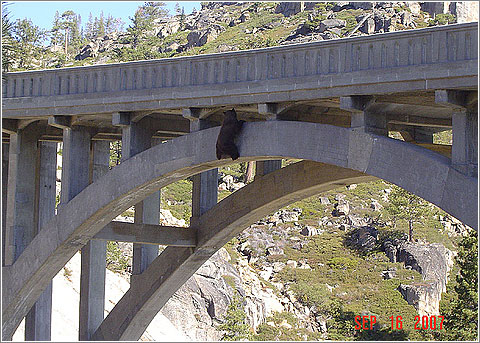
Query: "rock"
275 2 304 17
420 2 447 17
333 200 350 216
335 193 346 201
329 27 342 36
347 214 370 227
272 262 286 273
298 262 311 270
370 200 383 211
347 226 378 252
160 209 187 227
319 19 346 32
385 240 455 316
231 182 246 191
266 246 284 256
382 270 396 279
156 19 181 38
300 225 318 236
279 319 292 329
319 196 330 205
360 16 376 34
163 41 180 53
347 184 357 190
351 2 374 10
260 266 274 280
186 24 225 48
286 260 298 268
451 2 479 23
400 11 414 27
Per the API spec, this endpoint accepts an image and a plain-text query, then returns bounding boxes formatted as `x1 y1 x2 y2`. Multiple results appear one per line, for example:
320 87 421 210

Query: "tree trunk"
408 220 413 242
244 161 254 183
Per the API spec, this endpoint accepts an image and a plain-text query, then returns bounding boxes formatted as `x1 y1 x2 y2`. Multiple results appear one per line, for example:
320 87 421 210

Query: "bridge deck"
2 23 478 143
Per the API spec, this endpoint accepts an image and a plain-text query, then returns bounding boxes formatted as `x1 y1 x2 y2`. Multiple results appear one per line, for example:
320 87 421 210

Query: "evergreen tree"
218 295 251 341
86 13 94 40
2 2 16 72
386 185 429 242
12 18 47 69
174 2 181 15
127 1 168 46
439 230 478 340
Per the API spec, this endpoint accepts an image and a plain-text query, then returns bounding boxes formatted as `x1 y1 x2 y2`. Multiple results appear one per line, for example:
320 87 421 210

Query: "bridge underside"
2 119 478 340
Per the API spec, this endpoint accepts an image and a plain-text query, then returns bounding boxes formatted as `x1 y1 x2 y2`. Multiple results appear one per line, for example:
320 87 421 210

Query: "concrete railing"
2 23 477 99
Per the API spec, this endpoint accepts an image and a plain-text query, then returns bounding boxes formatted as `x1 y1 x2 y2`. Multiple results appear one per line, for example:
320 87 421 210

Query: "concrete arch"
2 121 477 339
92 160 375 340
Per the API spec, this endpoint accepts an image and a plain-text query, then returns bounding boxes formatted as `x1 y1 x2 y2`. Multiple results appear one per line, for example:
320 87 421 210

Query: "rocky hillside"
64 2 478 67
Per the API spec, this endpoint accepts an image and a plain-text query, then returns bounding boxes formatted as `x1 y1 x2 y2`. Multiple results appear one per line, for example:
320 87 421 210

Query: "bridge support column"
256 103 284 180
79 141 109 341
59 126 92 205
25 142 57 341
116 114 160 279
2 143 9 266
340 96 387 136
4 123 41 267
186 115 218 223
255 160 282 180
435 90 478 177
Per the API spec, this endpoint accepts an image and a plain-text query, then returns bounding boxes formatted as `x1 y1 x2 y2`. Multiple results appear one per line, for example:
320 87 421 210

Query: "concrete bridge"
2 22 478 340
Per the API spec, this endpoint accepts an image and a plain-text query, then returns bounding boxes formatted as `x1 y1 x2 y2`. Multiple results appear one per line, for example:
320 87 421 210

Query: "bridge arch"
2 121 476 339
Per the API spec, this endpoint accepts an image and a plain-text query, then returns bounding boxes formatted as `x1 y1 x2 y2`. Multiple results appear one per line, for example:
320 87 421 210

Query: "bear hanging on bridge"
216 108 245 160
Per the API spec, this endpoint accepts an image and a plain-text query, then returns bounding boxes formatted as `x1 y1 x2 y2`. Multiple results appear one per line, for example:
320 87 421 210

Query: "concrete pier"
79 141 110 340
24 142 57 341
119 116 160 278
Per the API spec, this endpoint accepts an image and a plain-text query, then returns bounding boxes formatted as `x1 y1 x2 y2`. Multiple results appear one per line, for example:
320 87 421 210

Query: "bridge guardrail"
2 23 477 100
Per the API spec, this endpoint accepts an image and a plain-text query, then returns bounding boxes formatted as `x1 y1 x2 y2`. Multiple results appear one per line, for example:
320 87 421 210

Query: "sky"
7 1 201 31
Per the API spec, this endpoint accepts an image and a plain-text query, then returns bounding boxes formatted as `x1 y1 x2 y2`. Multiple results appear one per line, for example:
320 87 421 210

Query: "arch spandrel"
2 121 477 340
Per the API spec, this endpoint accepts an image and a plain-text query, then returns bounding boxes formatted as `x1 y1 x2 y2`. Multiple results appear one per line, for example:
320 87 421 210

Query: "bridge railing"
2 22 477 99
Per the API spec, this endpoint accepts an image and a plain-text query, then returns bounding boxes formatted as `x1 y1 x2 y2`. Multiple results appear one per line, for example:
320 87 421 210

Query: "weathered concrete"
2 143 9 266
340 95 387 135
4 123 41 267
1 121 477 340
119 116 160 279
91 161 375 340
435 90 478 177
255 160 282 180
190 118 218 224
79 141 110 341
59 127 91 205
24 142 56 341
93 222 196 247
2 23 477 119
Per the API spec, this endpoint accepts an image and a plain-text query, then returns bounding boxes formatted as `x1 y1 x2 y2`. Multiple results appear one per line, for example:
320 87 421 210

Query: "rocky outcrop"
383 239 455 316
347 226 378 253
186 24 226 48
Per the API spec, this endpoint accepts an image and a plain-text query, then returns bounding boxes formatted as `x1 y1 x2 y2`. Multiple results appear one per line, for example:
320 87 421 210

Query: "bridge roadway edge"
2 121 477 339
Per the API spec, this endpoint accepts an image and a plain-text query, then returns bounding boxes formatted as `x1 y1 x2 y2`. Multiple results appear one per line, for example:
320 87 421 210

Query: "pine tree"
12 18 47 69
386 185 429 242
174 2 181 15
439 230 478 340
218 295 251 341
2 2 16 72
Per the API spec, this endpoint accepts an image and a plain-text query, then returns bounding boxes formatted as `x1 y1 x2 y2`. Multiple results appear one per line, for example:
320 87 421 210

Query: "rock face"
384 239 455 316
347 226 378 253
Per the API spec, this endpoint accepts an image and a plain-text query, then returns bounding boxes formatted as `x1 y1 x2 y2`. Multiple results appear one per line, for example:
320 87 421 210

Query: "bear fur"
216 109 245 160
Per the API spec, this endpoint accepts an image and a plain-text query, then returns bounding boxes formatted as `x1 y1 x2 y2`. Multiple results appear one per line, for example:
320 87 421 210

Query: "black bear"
216 108 245 160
